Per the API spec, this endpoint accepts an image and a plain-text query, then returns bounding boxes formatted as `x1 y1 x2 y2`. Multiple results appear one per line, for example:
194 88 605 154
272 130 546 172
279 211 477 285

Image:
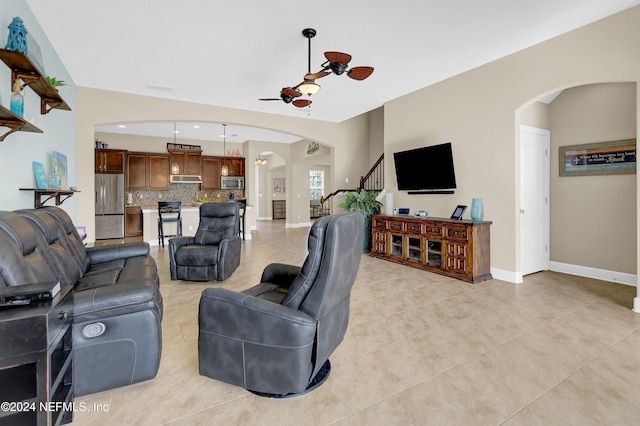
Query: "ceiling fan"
259 28 374 105
301 28 374 86
259 87 312 108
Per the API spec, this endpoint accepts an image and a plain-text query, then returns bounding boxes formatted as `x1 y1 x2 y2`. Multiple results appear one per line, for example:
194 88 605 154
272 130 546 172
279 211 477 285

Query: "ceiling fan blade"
293 99 312 108
305 70 330 80
259 98 281 101
325 51 352 65
282 87 302 98
347 66 374 81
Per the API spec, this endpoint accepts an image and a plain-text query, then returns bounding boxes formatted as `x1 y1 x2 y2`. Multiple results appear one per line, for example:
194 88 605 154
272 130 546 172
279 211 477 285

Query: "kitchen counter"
139 200 250 245
140 206 200 214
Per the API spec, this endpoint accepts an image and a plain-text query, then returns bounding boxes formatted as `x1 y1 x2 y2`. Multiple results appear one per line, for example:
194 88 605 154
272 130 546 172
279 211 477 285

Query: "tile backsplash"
129 183 244 206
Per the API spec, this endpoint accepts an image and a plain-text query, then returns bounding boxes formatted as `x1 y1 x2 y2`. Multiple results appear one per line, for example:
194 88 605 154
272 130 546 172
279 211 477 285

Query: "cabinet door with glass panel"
423 222 444 267
404 222 424 263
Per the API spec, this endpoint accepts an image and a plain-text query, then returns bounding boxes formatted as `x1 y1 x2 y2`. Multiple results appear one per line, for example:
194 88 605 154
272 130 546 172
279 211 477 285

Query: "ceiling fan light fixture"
298 80 320 96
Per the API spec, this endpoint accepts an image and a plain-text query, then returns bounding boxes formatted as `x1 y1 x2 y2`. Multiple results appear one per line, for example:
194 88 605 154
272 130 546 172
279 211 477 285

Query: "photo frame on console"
450 205 467 220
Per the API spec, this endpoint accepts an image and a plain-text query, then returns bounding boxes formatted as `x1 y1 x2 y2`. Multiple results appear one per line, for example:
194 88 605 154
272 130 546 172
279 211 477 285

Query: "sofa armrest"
86 242 150 265
260 263 301 288
199 287 317 347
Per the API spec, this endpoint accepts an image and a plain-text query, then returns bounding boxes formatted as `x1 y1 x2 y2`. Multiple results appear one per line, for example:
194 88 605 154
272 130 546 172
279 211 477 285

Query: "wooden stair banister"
320 153 384 216
360 153 384 191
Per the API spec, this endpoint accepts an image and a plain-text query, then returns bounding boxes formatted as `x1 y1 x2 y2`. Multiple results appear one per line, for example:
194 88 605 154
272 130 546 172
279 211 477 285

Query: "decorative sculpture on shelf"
6 17 28 53
307 141 319 155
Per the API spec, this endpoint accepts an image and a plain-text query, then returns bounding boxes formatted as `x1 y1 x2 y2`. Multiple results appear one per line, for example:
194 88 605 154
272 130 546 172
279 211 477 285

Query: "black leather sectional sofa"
0 206 163 396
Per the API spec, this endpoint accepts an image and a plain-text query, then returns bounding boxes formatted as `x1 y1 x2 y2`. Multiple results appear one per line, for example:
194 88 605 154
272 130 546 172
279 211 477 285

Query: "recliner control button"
82 322 106 338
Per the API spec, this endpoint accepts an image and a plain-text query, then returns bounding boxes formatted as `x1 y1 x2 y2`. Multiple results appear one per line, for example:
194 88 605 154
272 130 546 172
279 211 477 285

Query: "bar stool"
238 199 246 240
158 201 182 248
229 199 246 240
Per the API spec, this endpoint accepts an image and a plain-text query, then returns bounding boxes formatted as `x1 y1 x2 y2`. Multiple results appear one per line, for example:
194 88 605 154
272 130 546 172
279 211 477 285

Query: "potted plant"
45 76 67 90
339 189 382 252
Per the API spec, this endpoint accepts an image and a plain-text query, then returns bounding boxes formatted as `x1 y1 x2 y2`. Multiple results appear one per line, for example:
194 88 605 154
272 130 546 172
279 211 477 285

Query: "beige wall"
520 101 550 129
384 6 640 280
550 83 637 273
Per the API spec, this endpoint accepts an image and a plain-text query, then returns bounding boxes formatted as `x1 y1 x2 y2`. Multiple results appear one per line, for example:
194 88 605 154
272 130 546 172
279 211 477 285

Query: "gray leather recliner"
198 212 364 396
169 202 242 282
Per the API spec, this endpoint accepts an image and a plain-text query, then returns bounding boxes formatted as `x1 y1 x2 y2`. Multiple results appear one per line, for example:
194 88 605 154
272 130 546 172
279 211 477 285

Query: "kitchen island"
141 206 200 246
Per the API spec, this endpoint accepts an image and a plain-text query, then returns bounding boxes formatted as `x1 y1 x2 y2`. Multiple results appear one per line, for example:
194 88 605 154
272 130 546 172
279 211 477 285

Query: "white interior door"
520 125 550 275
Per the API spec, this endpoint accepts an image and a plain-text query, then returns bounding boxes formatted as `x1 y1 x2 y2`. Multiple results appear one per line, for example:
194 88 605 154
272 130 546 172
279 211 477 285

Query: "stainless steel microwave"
221 176 244 190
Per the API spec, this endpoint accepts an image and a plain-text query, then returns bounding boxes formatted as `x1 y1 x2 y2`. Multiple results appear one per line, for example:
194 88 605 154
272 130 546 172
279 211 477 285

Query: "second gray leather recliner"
169 202 241 282
198 212 364 396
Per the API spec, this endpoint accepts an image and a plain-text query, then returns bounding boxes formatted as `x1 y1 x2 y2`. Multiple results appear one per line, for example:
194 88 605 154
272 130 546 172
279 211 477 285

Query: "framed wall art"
559 139 636 177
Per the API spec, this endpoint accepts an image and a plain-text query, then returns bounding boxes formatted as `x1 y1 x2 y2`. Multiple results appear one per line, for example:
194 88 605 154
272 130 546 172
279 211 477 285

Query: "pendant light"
221 124 229 176
171 122 180 174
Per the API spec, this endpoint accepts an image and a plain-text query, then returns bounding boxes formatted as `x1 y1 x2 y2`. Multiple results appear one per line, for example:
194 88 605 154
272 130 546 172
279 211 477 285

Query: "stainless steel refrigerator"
95 174 125 239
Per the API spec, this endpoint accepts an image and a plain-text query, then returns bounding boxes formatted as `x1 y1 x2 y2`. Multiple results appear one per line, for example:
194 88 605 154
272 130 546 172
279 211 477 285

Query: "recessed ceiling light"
193 125 200 129
118 125 126 128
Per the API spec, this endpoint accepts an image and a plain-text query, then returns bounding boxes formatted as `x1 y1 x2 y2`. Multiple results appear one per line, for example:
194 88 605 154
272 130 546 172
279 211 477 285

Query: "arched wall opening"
516 82 637 284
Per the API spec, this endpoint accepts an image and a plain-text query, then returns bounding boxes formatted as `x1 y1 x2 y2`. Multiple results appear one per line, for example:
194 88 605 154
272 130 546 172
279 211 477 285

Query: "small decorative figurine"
6 17 28 53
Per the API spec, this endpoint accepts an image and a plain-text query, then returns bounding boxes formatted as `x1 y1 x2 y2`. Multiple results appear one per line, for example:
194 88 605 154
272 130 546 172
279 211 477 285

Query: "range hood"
170 175 202 184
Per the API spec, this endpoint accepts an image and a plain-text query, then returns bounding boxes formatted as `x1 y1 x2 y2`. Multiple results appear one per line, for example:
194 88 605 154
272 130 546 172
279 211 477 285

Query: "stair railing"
319 153 384 215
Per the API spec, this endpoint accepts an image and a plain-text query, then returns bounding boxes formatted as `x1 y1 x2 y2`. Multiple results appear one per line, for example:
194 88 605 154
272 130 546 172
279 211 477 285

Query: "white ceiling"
94 121 303 144
25 0 640 142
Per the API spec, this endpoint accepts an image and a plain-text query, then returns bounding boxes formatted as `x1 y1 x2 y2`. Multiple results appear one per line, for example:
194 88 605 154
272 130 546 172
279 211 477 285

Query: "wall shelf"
19 188 80 208
0 105 42 141
0 48 71 115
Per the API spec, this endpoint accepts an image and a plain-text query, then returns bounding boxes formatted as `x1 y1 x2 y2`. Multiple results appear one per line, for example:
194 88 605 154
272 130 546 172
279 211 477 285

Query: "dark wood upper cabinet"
169 150 202 175
202 156 222 190
95 149 126 173
126 152 169 190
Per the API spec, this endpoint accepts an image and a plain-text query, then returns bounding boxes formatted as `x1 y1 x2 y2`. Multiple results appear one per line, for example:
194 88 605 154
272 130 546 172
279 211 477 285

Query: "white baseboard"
490 268 522 284
549 261 636 287
257 216 272 221
285 222 311 228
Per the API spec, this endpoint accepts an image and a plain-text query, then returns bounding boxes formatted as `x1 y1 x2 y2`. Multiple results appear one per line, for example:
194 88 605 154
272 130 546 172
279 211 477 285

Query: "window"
309 170 324 200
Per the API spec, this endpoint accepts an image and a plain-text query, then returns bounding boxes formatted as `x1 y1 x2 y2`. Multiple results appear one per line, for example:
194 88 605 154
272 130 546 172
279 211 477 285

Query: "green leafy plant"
46 76 67 88
339 190 382 215
339 190 382 253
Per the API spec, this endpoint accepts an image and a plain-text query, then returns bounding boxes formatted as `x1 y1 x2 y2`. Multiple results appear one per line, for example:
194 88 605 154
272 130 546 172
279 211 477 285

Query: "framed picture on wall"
559 139 636 176
283 178 286 192
274 178 281 192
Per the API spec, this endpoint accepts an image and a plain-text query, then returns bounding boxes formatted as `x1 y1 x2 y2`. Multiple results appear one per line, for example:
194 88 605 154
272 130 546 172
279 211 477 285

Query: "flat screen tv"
393 142 457 192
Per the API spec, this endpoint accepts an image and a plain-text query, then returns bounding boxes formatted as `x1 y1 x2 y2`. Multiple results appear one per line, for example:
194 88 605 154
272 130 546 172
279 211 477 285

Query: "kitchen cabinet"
95 149 126 173
169 149 202 176
225 158 245 176
201 156 222 189
127 152 169 190
125 206 143 237
371 215 492 283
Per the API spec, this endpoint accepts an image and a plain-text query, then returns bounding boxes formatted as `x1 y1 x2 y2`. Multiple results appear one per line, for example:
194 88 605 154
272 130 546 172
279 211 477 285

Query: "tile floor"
71 221 640 425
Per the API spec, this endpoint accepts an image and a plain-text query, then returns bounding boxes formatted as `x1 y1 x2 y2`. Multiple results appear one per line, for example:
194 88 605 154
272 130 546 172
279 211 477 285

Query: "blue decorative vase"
6 17 28 53
470 198 484 222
